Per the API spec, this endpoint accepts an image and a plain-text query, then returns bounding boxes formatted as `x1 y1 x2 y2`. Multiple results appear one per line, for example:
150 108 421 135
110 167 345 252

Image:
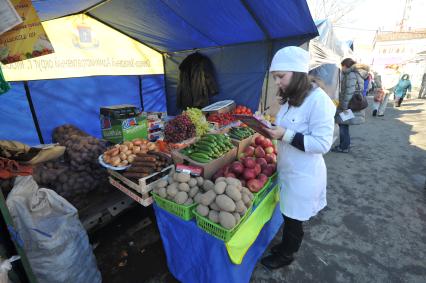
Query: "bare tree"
307 0 361 25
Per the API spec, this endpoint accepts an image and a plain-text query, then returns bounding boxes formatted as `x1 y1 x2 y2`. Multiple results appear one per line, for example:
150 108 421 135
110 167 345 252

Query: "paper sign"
0 0 23 35
0 0 54 65
339 110 355 121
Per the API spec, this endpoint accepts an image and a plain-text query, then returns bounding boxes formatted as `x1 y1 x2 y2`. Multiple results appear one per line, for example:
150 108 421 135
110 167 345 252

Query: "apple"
244 146 255 157
265 146 274 154
254 146 266 158
254 135 265 146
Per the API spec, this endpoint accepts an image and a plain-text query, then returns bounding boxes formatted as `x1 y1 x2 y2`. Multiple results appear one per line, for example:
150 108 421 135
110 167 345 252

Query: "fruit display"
207 113 236 127
193 177 254 229
152 172 203 206
180 134 234 163
165 114 196 143
254 111 275 124
232 105 253 115
212 135 277 193
102 139 158 167
121 151 173 179
184 107 210 137
228 127 256 141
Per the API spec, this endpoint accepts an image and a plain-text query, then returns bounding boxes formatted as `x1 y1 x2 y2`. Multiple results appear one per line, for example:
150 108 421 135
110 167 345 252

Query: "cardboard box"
231 133 258 157
171 147 237 179
100 104 148 144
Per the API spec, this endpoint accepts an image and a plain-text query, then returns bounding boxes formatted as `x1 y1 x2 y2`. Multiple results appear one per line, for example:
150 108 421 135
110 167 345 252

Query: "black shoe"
372 109 377 116
261 254 294 269
378 114 384 117
270 243 283 254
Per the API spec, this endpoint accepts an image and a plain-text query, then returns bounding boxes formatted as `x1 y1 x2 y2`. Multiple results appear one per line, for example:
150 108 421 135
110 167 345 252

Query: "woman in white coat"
259 46 336 269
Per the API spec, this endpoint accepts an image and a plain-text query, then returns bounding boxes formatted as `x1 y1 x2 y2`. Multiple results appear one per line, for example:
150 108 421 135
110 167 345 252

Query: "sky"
307 0 426 62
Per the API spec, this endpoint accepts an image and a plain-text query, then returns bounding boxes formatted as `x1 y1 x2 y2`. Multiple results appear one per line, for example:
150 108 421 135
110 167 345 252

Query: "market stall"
0 1 319 282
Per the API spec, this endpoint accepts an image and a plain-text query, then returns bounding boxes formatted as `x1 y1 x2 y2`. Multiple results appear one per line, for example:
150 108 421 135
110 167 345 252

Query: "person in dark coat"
176 52 219 109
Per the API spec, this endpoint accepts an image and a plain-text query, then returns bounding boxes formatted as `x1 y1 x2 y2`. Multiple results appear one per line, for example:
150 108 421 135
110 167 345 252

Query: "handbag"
348 79 368 111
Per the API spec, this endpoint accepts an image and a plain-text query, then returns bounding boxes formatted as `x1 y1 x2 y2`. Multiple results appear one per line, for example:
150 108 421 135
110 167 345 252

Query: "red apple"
265 146 274 154
243 168 257 180
231 161 244 176
243 157 256 169
224 172 236 178
254 135 265 146
238 152 245 160
254 146 266 158
261 138 273 148
265 153 277 164
254 164 261 176
256 158 267 167
244 146 255 157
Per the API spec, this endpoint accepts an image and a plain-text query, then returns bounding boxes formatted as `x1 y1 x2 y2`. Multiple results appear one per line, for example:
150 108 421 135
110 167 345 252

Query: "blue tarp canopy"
1 0 318 144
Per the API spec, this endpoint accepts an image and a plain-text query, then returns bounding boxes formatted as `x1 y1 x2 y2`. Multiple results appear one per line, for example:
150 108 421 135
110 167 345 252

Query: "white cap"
269 46 310 73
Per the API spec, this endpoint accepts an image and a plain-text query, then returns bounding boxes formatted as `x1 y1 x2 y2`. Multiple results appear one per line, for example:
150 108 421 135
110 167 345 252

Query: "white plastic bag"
6 176 101 283
0 256 20 283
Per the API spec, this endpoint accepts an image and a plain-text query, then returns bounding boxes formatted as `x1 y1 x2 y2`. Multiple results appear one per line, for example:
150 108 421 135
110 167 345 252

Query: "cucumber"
190 155 210 163
191 152 212 160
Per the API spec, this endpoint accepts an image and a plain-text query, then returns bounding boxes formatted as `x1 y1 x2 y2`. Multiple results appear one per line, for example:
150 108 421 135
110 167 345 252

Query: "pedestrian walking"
418 73 426 99
372 72 385 117
332 58 370 153
258 46 336 269
393 74 412 107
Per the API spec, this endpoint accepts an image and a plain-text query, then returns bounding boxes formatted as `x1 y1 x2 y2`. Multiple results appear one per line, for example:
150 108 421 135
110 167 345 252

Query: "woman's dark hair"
341 58 356 68
277 72 322 106
402 74 409 80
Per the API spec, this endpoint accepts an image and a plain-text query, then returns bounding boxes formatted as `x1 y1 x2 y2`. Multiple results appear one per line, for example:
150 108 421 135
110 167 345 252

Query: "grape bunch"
165 114 196 143
184 107 209 137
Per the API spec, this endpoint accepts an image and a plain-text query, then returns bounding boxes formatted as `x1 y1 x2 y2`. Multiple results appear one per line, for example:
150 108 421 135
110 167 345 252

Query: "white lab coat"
276 86 336 221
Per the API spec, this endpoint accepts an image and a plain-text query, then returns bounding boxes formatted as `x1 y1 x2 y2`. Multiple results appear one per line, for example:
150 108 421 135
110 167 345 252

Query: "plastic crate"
252 178 272 207
152 193 197 220
270 172 278 182
193 205 253 242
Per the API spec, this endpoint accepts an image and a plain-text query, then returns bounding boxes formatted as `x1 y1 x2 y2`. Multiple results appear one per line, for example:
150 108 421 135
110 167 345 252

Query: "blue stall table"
153 201 283 283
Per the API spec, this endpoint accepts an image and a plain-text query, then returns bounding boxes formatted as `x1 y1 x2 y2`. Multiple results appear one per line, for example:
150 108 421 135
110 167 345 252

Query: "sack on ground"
6 176 101 283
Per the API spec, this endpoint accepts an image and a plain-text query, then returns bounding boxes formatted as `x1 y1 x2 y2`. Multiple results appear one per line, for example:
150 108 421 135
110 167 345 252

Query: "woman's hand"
259 126 286 140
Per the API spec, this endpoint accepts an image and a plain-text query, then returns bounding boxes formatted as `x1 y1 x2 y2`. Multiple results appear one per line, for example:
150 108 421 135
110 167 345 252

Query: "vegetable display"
212 135 277 193
228 127 256 141
193 177 254 229
180 134 234 163
184 108 210 137
207 113 235 127
165 114 196 143
152 172 204 206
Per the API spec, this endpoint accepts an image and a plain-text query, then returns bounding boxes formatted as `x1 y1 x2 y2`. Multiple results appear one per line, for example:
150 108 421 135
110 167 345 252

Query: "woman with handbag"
332 58 370 153
257 46 336 269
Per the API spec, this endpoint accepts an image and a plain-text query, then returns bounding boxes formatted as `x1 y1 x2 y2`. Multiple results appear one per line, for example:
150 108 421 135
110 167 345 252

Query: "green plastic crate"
152 193 197 220
193 204 253 242
252 178 272 207
270 172 278 182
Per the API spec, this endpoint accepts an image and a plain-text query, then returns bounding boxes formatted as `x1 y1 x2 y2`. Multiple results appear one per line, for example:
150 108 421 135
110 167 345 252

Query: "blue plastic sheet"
0 82 40 145
91 0 317 52
0 75 165 144
154 204 283 283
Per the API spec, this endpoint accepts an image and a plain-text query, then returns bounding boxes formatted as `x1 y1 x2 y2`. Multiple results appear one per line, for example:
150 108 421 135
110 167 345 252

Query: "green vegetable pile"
180 134 234 163
228 127 256 140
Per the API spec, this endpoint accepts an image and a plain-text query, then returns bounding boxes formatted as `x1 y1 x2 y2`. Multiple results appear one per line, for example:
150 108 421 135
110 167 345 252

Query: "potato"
225 177 241 188
158 187 167 198
132 146 141 154
176 173 191 183
184 198 194 206
168 173 175 184
200 190 217 206
111 156 121 166
194 192 203 204
233 212 241 223
242 193 251 205
189 186 199 198
225 185 242 201
119 152 127 160
235 200 246 213
127 154 136 163
119 160 129 166
196 204 209 217
208 210 220 223
215 195 236 212
239 205 248 216
156 180 168 189
203 180 215 191
219 211 236 229
214 181 227 195
241 187 251 195
188 178 197 187
167 185 178 197
196 176 204 186
210 202 220 211
119 145 129 152
125 150 133 156
178 183 190 192
215 177 226 184
174 192 188 204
